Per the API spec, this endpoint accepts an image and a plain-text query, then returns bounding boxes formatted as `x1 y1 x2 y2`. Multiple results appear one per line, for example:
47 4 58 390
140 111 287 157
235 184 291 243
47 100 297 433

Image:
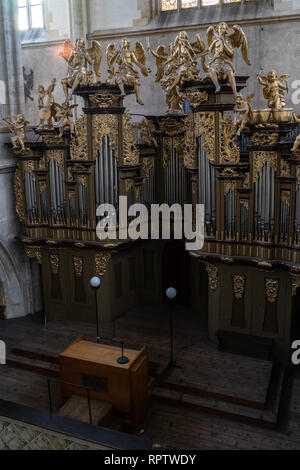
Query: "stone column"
69 0 89 40
0 0 25 116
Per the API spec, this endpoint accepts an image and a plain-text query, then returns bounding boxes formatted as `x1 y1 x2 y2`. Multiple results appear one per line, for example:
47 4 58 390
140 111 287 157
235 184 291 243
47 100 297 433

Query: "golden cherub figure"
234 93 254 136
3 115 30 155
106 39 151 105
257 70 290 111
56 101 78 138
292 113 300 153
59 38 102 100
205 22 251 95
148 31 206 113
37 78 58 129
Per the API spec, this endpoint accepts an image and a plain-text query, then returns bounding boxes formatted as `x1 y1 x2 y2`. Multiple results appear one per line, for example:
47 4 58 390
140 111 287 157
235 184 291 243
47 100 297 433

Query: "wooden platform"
58 395 113 426
160 345 274 409
0 311 299 449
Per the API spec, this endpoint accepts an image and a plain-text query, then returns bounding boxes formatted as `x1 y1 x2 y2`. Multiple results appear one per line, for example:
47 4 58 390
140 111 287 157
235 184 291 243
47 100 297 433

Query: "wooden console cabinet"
59 338 149 425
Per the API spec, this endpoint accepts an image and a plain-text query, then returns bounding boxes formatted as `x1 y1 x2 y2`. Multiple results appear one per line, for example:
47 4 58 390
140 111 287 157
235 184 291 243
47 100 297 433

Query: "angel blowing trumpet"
205 22 251 95
106 39 150 106
59 38 102 100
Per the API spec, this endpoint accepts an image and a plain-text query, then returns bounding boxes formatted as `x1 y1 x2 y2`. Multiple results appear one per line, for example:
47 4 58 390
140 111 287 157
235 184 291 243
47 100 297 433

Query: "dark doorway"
162 241 191 305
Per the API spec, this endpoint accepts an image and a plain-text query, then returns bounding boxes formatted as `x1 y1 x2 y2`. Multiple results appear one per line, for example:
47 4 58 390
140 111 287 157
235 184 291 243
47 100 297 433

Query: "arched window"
161 0 243 11
18 0 44 31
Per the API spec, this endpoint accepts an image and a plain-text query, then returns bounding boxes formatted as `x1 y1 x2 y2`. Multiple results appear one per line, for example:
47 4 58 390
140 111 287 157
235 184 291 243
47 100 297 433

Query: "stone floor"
0 306 300 450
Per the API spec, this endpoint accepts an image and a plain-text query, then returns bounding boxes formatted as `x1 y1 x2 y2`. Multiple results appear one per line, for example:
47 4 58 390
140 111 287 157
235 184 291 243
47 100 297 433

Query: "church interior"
1 0 300 451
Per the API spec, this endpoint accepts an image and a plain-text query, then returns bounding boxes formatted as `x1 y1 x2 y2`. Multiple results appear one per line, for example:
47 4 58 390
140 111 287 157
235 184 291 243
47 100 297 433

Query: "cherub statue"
106 39 150 105
292 113 300 153
257 70 289 111
136 119 158 147
3 115 30 154
56 101 78 138
205 22 251 95
234 93 254 136
148 32 206 113
59 38 102 100
37 78 58 129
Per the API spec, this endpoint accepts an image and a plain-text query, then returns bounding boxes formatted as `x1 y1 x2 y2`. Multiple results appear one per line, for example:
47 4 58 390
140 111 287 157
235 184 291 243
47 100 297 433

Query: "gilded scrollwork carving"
47 150 64 170
184 89 208 108
43 135 64 145
250 133 279 146
93 113 120 159
224 180 237 195
240 200 249 210
163 136 183 168
194 112 215 163
92 113 119 161
14 164 25 222
77 175 87 187
205 263 218 291
265 278 280 303
95 252 113 278
141 157 154 183
253 151 278 183
221 168 239 178
233 274 247 299
181 114 196 168
25 246 42 264
50 254 60 275
23 160 35 175
73 256 83 278
219 115 240 164
243 172 250 189
71 115 88 161
281 190 290 205
160 118 185 136
281 159 291 177
90 93 119 108
296 167 300 190
123 113 139 166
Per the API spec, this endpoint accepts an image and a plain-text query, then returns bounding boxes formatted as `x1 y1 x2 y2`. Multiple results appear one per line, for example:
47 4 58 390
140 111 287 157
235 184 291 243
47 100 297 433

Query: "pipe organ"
10 75 300 363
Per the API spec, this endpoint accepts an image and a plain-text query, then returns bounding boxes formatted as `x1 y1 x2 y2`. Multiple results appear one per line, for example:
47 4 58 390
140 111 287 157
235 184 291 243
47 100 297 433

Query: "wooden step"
11 348 59 365
160 349 274 410
58 395 113 426
152 365 286 429
6 351 60 379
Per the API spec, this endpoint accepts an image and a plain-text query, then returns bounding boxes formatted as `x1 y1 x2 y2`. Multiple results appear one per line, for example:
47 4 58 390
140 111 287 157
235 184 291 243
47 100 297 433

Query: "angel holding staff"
59 38 102 100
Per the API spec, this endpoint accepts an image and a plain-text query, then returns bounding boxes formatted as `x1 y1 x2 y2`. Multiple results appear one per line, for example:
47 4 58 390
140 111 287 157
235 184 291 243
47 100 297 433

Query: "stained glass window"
182 0 198 7
201 0 219 5
161 0 178 11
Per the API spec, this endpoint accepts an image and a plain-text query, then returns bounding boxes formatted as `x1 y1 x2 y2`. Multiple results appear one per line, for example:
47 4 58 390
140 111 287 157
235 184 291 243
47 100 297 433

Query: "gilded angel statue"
257 70 289 111
291 113 300 153
106 39 150 105
148 31 206 113
3 115 30 154
56 101 78 138
234 93 254 136
205 22 251 95
37 78 58 129
59 38 102 100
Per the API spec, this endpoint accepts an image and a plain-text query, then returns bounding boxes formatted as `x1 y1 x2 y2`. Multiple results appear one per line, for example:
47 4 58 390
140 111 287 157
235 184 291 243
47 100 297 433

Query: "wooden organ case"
12 75 300 363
